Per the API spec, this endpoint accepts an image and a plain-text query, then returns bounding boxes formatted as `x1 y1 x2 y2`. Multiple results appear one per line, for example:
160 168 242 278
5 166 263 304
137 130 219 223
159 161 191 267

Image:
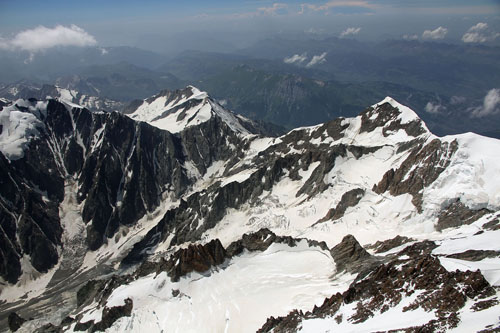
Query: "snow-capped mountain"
0 87 499 332
0 82 125 113
125 85 277 136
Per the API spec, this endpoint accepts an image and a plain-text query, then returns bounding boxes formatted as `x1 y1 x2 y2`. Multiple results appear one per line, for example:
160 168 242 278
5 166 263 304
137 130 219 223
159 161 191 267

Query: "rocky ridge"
1 88 499 332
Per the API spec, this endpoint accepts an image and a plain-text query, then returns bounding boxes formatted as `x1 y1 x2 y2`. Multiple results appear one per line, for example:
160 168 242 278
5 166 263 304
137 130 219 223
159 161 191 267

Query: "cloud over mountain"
471 88 500 117
284 53 308 64
306 52 327 67
0 25 97 52
340 27 361 37
462 22 500 43
422 26 448 40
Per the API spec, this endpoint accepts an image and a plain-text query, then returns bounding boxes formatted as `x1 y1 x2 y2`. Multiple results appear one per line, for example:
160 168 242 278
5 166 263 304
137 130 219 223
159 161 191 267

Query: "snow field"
71 242 351 333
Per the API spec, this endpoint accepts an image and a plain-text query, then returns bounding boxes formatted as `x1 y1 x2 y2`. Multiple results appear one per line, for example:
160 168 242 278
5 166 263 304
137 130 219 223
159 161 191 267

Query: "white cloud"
462 22 500 43
258 3 288 16
284 53 308 64
402 34 419 41
340 27 361 38
0 25 97 52
469 22 488 32
425 101 445 114
306 52 327 67
422 26 448 40
471 88 500 117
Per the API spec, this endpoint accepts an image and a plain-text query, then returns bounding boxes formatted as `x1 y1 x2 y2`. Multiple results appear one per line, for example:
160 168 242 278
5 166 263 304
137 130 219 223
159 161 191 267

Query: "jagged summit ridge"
126 85 252 135
0 82 124 113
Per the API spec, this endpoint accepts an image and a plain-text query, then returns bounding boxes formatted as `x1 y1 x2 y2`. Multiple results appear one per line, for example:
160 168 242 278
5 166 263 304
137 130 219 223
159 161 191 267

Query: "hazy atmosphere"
2 1 500 332
1 0 500 138
1 0 500 53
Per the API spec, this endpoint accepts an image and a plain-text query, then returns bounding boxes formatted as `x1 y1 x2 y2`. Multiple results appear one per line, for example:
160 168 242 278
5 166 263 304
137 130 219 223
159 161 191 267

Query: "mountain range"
0 86 499 332
1 37 499 138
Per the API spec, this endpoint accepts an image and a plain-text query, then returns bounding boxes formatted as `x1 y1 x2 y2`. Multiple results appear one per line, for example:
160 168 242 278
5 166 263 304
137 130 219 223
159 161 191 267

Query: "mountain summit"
0 90 499 332
125 85 254 135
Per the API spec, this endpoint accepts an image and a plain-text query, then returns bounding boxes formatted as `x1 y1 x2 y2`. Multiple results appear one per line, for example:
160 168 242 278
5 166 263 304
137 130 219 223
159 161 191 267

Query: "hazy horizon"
1 0 500 55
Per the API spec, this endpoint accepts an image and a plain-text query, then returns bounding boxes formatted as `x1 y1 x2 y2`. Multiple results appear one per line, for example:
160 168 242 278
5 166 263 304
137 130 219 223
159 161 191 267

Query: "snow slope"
67 242 351 333
0 99 46 160
127 86 251 135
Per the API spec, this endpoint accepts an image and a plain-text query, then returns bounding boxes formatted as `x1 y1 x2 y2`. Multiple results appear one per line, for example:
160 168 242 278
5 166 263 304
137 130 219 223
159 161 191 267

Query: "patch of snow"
220 168 256 187
424 132 500 210
56 87 77 102
0 255 60 303
209 99 250 135
439 257 500 286
433 229 500 255
0 101 45 160
450 293 500 332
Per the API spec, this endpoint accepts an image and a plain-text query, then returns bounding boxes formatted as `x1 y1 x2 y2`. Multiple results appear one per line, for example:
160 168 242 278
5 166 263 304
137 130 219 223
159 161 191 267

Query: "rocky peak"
126 85 253 135
330 234 372 273
359 96 430 139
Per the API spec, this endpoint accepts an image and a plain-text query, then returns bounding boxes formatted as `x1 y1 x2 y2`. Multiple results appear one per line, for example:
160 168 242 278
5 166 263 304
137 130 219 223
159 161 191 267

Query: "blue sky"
1 0 499 53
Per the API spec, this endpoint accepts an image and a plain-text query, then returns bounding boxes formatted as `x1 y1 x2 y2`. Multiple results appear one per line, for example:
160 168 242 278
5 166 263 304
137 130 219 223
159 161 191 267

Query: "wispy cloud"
470 88 500 117
306 52 327 67
450 96 466 105
258 3 288 16
402 34 419 41
425 101 445 114
0 25 97 52
299 1 375 14
284 53 308 64
462 22 500 43
340 27 361 37
422 26 448 40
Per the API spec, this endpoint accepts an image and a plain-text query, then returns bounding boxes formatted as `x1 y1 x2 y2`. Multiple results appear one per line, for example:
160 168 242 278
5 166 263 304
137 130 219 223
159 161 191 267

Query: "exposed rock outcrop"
373 139 458 212
167 239 227 282
316 188 365 223
359 101 427 138
366 235 414 254
436 199 492 231
446 250 500 261
330 234 372 273
8 312 26 332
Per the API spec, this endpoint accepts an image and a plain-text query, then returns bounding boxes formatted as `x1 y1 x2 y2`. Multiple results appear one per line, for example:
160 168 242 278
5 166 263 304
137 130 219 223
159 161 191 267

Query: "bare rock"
168 239 227 282
316 188 365 223
436 199 492 231
446 250 500 261
367 235 414 254
373 139 458 212
8 312 26 332
330 235 372 273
